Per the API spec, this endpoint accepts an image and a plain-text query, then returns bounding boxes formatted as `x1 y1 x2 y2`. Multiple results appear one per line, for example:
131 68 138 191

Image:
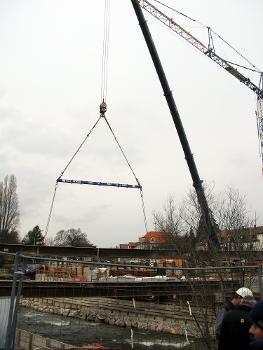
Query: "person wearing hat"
215 287 253 338
249 299 263 349
218 294 256 350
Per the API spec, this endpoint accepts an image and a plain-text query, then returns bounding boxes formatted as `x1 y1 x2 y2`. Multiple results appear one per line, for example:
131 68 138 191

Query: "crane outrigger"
131 0 263 249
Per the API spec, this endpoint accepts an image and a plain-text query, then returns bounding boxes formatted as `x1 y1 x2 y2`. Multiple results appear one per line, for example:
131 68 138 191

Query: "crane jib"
139 0 263 99
57 178 142 189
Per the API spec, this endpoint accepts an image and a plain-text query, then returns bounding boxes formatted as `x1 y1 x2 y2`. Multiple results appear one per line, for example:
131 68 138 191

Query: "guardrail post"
10 271 24 349
257 265 263 299
4 252 24 350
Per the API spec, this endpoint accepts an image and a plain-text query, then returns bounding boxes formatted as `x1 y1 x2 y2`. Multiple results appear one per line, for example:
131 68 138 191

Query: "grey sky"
0 0 262 247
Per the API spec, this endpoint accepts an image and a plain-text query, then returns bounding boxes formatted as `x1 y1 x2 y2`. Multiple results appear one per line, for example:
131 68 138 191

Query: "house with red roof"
137 231 173 249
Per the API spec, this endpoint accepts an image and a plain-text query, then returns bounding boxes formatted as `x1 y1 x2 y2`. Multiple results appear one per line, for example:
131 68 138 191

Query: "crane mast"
131 0 220 250
257 87 263 174
138 0 263 172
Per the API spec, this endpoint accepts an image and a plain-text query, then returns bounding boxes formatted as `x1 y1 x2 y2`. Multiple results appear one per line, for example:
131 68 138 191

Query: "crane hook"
100 100 107 116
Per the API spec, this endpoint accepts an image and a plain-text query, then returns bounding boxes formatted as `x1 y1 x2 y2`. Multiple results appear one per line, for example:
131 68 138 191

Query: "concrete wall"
16 329 73 350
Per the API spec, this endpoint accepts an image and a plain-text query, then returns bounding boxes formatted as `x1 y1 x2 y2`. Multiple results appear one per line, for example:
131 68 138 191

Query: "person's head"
232 287 253 305
250 300 263 340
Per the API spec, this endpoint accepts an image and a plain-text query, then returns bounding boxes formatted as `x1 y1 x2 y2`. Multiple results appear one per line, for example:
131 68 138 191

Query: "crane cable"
44 111 149 235
44 181 58 238
103 114 148 232
44 117 101 238
99 0 148 232
101 0 111 102
44 0 148 238
58 116 101 180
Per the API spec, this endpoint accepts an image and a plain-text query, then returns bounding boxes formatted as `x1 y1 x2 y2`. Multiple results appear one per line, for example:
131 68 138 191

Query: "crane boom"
257 96 263 174
138 0 263 173
138 0 263 98
131 0 220 249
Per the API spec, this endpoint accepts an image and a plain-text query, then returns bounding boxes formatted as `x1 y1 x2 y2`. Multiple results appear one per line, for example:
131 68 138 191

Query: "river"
17 307 197 349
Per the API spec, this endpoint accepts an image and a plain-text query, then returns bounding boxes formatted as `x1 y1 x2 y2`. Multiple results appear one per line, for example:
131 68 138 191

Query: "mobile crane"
131 0 263 250
131 0 221 250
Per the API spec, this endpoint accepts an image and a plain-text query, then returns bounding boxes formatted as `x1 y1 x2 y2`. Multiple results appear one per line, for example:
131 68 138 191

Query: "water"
17 307 193 349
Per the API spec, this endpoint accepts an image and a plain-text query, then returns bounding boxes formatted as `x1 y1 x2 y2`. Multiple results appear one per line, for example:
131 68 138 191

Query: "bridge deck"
0 279 239 298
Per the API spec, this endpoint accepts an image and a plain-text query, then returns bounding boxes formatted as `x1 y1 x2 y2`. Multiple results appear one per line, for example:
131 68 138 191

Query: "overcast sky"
0 0 262 247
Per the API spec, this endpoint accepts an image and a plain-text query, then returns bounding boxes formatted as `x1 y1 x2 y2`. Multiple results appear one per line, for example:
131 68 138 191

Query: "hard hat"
236 287 253 298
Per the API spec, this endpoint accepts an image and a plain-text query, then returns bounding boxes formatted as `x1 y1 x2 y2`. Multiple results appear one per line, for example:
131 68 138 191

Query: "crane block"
100 101 107 115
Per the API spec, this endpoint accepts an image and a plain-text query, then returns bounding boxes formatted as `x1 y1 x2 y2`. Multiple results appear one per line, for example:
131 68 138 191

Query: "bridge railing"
1 250 263 350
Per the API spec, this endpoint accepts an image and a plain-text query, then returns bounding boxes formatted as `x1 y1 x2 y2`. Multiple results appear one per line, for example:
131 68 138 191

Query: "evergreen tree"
22 225 45 245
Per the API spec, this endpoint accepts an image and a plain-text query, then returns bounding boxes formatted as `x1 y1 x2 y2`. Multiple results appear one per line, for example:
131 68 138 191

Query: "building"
137 231 173 250
119 242 139 249
119 231 173 250
220 225 263 251
119 244 129 249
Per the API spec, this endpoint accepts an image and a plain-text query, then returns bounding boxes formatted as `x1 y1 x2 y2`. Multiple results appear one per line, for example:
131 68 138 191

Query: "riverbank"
20 297 215 338
17 307 198 349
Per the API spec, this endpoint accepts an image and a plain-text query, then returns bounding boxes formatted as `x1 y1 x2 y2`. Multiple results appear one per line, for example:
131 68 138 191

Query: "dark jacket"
215 300 236 338
218 304 253 350
250 340 263 349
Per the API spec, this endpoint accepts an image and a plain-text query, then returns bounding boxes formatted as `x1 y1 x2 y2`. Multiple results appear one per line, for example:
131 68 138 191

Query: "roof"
119 244 129 249
220 226 263 240
143 231 173 244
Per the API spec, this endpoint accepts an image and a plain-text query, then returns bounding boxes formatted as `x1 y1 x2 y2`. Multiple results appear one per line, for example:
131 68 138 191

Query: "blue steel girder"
57 178 142 189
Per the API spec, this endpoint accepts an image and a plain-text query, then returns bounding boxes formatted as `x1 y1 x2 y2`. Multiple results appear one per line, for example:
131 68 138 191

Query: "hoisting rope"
44 117 102 238
44 115 149 236
58 116 102 180
103 114 141 187
55 108 143 190
44 182 58 238
101 0 111 102
103 112 148 232
44 0 148 237
44 108 148 238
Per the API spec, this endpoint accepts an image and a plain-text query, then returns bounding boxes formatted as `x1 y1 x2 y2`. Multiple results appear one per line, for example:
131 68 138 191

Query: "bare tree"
216 186 256 252
153 196 183 235
0 175 19 242
152 185 258 350
53 228 92 247
153 196 195 251
153 184 218 242
216 186 252 229
53 230 65 246
44 236 55 246
160 185 256 252
179 183 219 237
